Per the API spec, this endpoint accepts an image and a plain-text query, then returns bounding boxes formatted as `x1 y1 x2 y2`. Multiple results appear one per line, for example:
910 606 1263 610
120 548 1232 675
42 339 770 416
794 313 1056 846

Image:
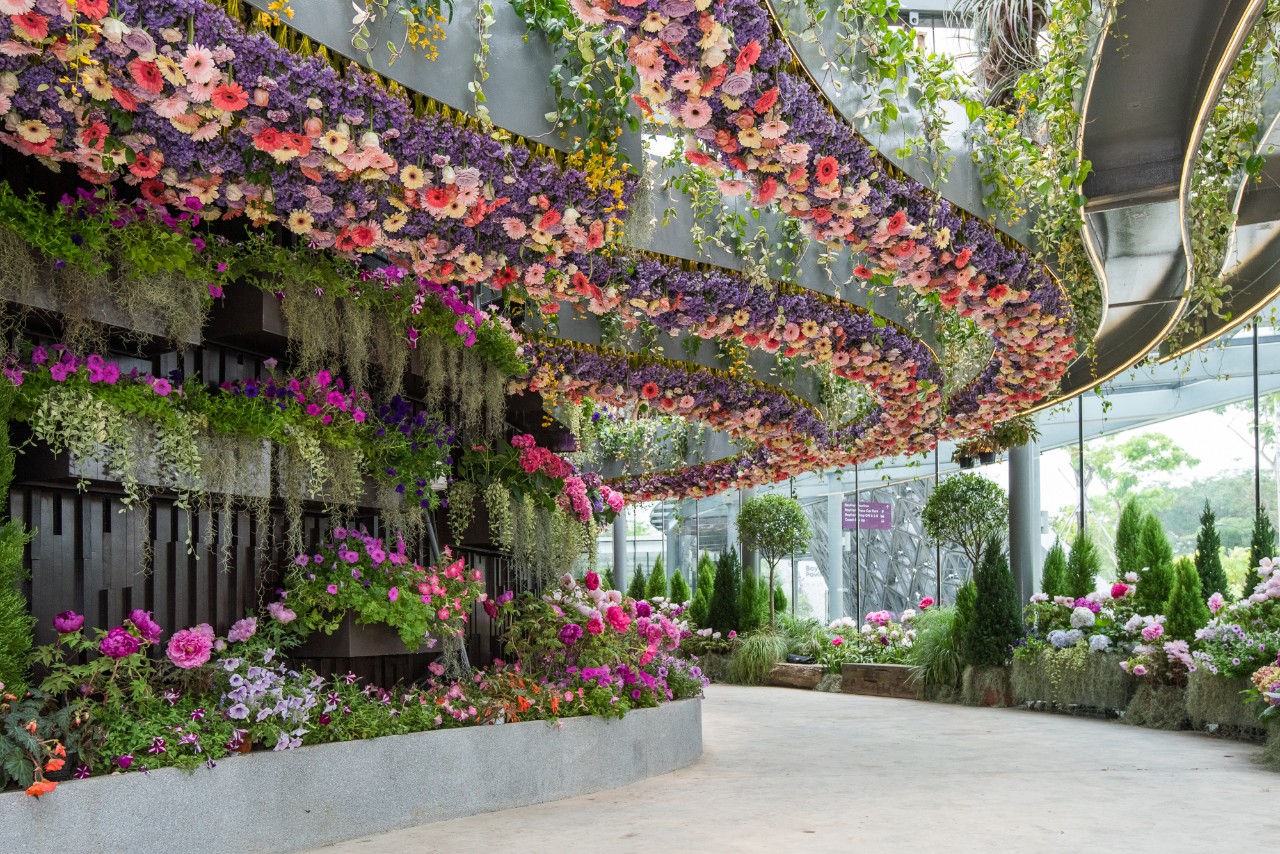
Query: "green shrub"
695 552 715 599
953 578 977 663
626 565 647 601
906 606 962 688
0 522 32 697
1134 514 1174 613
668 570 691 605
1115 498 1145 578
0 386 32 697
1245 508 1277 597
922 473 1008 571
645 556 669 600
1064 528 1100 598
1165 557 1210 641
738 573 763 633
725 630 788 685
772 584 787 616
963 537 1022 667
1194 501 1230 598
1041 538 1067 597
707 549 742 635
688 588 710 628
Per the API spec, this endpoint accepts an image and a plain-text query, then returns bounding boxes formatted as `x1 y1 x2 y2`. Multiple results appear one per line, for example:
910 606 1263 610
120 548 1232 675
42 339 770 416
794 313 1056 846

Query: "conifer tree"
963 537 1022 667
1064 529 1100 598
1114 498 1146 577
707 550 742 635
669 570 691 605
689 588 710 627
1194 501 1229 599
626 564 647 601
1134 514 1174 613
1041 538 1067 597
646 556 669 600
1245 507 1278 597
1165 557 1211 641
695 552 715 599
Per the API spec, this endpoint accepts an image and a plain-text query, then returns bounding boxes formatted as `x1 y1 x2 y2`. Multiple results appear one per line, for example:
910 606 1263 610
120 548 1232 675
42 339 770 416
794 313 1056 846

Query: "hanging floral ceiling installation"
0 0 1076 502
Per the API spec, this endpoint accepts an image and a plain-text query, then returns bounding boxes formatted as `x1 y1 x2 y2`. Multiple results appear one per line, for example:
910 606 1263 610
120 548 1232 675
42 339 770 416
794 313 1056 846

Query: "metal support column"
1255 319 1262 515
1009 439 1042 605
611 513 626 592
1078 400 1086 535
826 492 843 622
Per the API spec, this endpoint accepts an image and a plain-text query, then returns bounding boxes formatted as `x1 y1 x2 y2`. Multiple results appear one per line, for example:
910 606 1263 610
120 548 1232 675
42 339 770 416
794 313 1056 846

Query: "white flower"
1088 635 1112 652
1069 607 1096 629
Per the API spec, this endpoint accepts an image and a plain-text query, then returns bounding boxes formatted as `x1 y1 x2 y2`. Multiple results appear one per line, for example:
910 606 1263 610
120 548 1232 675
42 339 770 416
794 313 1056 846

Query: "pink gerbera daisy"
679 98 712 129
181 45 217 86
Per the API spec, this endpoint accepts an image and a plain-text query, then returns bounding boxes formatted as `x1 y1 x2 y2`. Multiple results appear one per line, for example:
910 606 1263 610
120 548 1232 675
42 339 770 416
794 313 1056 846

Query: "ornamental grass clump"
725 630 789 685
906 604 963 689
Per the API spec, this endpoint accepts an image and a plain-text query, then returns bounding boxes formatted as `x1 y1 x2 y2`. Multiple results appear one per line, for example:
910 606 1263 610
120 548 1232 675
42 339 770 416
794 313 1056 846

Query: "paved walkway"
310 685 1279 853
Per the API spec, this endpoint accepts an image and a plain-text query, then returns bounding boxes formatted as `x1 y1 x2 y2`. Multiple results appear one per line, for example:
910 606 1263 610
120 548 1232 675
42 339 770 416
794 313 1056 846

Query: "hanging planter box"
291 612 435 658
978 451 997 465
205 282 287 356
13 426 272 499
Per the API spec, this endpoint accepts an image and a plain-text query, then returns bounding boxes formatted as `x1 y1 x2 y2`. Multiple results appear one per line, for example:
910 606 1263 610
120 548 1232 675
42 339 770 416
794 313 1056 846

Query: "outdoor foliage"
707 550 742 636
922 474 1009 570
627 565 648 602
1115 498 1146 578
1134 514 1175 614
0 384 32 698
646 557 669 600
1041 538 1067 597
669 571 691 606
963 538 1022 667
736 495 810 626
1064 529 1101 598
1246 508 1278 597
1195 501 1230 598
1165 557 1210 641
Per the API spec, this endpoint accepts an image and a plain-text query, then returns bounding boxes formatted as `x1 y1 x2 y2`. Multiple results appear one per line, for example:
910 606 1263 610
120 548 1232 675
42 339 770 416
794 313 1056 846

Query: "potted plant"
285 527 487 656
448 433 625 551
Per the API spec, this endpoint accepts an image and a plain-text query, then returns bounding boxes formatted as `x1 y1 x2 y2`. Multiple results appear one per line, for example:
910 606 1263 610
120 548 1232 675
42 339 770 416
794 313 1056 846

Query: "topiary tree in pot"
922 473 1009 574
736 494 810 627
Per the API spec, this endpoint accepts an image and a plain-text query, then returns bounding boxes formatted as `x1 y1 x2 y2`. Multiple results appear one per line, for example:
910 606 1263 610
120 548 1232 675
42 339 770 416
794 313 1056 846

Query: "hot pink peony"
605 605 631 633
166 628 213 669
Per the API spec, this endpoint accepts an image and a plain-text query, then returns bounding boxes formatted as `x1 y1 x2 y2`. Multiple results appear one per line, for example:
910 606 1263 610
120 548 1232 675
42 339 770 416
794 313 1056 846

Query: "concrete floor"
309 685 1280 853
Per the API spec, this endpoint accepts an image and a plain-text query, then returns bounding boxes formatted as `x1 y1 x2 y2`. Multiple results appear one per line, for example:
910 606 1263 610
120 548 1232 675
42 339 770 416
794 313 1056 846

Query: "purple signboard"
841 501 893 530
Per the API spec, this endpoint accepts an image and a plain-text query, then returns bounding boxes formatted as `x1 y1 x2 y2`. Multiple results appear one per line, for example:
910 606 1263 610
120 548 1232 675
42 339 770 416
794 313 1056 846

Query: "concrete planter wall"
0 699 702 854
841 663 923 700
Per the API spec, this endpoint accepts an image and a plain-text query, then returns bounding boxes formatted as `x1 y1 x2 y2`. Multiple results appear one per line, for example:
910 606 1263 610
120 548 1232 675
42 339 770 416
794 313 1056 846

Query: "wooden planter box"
205 282 287 355
292 612 434 658
841 663 923 700
765 662 825 690
14 428 272 499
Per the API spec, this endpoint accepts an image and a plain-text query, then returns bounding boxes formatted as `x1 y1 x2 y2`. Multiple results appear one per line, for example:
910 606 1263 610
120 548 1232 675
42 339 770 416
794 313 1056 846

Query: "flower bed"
0 698 702 854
